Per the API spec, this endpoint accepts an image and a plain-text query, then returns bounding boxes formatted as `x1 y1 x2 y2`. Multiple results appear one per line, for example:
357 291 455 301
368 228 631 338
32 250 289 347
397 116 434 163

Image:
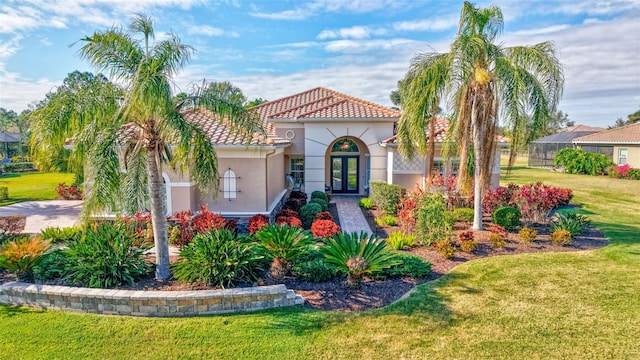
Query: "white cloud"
186 24 239 38
511 24 570 36
250 0 413 20
323 38 416 54
317 25 387 40
393 18 457 32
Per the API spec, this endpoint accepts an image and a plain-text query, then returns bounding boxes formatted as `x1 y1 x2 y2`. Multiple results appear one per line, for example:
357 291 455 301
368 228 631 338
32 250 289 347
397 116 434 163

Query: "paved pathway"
0 200 83 234
331 195 372 235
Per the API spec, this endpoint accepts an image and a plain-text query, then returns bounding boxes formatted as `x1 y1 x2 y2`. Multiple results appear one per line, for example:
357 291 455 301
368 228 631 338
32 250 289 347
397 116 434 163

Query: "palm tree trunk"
147 148 171 280
472 102 483 230
427 118 436 185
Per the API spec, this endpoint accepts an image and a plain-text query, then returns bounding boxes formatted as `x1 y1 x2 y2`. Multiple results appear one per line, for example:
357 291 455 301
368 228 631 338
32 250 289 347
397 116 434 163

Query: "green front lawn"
1 162 639 359
0 172 75 206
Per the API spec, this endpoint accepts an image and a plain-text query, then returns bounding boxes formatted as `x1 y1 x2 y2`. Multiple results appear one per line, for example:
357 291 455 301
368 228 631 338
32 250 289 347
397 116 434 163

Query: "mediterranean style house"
162 87 504 218
572 122 640 168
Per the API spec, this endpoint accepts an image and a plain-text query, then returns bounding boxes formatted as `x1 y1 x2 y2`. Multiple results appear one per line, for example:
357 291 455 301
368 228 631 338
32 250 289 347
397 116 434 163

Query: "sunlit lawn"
1 159 639 359
0 172 75 206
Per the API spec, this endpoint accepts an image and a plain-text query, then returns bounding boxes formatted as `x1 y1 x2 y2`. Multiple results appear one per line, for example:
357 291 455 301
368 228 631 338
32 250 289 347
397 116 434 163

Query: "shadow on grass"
0 173 22 179
258 307 343 336
0 304 45 318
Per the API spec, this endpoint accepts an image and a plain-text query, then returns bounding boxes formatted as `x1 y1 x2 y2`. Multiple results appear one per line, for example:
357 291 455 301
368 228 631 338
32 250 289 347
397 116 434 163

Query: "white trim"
170 182 195 187
220 189 288 216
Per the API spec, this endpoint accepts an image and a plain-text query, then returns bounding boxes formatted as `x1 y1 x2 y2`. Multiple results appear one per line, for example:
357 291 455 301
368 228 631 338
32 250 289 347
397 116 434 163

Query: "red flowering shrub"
192 205 227 233
276 216 302 228
487 223 507 237
310 219 340 239
483 182 572 223
458 230 474 241
483 183 520 214
248 214 269 235
316 211 333 221
56 183 83 200
613 164 633 178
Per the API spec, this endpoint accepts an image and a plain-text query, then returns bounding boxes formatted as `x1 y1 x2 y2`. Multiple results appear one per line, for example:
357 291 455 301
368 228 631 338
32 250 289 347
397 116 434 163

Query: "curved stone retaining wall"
0 282 304 317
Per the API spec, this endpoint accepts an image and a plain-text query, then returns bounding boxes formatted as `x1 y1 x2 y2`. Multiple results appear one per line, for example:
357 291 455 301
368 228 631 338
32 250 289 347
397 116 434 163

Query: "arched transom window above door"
331 138 359 153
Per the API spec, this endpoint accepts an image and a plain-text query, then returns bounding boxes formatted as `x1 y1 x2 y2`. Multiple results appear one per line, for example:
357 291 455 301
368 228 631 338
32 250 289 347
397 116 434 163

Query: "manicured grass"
0 172 75 206
1 159 639 359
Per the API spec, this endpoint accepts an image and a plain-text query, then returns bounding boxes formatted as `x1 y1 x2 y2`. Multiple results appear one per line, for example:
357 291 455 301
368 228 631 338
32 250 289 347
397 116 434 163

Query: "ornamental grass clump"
385 231 416 250
254 224 314 278
375 215 397 227
320 231 398 288
172 229 263 288
0 236 51 281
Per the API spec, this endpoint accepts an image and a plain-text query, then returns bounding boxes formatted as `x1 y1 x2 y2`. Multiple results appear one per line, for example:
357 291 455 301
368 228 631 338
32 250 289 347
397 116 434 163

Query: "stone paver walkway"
331 195 372 235
0 200 83 234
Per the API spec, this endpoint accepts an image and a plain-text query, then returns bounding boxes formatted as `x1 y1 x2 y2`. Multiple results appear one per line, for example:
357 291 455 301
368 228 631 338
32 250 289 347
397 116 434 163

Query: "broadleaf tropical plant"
398 1 563 230
29 14 262 279
320 231 399 287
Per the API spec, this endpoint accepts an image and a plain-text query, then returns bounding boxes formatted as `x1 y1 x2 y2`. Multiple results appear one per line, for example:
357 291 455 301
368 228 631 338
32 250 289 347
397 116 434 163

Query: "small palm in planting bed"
255 224 314 279
172 229 263 288
291 249 340 283
320 231 399 288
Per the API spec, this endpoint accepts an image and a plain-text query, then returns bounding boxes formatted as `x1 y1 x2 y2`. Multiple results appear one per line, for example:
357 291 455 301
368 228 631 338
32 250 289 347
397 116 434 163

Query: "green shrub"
489 233 506 248
385 231 416 250
291 254 338 282
551 212 590 237
255 224 314 278
369 180 405 216
62 223 153 288
33 249 68 281
372 253 431 280
310 190 329 203
40 226 84 243
0 236 51 281
2 162 36 173
452 207 474 222
0 186 8 200
300 203 322 229
375 215 397 227
492 206 521 230
518 227 538 244
554 148 614 175
358 197 374 210
172 229 263 288
550 230 572 245
416 193 452 245
309 197 329 212
321 231 399 287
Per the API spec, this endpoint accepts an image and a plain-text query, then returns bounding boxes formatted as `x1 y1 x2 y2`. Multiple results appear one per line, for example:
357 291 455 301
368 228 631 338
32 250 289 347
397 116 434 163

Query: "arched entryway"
327 137 369 194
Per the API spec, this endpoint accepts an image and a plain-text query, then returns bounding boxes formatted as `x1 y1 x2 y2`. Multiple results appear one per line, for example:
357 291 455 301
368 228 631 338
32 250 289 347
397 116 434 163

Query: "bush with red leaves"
192 205 227 233
310 219 340 239
248 214 270 235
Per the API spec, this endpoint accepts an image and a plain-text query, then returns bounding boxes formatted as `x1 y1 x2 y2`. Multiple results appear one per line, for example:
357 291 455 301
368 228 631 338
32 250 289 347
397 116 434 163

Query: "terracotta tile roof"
252 87 401 120
182 109 285 146
573 122 640 144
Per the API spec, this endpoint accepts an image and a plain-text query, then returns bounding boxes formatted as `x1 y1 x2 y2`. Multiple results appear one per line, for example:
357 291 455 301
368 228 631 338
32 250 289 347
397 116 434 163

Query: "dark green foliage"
62 223 153 288
416 193 452 245
254 224 314 277
1 162 36 173
452 207 474 222
33 249 68 281
0 186 7 200
369 180 406 216
309 197 329 212
320 231 399 287
492 206 521 230
171 229 263 288
554 148 614 175
551 211 591 237
300 203 322 229
291 250 339 282
371 253 431 280
310 190 329 203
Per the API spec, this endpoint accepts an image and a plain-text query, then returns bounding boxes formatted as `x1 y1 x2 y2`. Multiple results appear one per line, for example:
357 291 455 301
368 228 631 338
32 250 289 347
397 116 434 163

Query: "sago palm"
398 1 563 229
254 223 314 278
30 14 261 279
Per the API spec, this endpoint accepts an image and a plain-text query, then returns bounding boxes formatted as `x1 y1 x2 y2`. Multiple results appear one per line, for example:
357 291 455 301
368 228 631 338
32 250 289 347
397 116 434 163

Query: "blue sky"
1 0 639 127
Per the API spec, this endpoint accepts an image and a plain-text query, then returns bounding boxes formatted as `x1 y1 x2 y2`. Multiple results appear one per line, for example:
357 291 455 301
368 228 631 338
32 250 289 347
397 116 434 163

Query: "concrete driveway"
0 200 83 234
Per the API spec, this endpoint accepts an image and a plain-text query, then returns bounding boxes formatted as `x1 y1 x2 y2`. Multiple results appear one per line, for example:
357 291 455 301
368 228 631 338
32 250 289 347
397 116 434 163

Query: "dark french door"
331 156 358 193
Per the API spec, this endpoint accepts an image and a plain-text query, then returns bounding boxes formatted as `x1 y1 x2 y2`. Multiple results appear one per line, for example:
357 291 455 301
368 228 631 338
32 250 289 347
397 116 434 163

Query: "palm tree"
398 2 563 230
32 14 261 279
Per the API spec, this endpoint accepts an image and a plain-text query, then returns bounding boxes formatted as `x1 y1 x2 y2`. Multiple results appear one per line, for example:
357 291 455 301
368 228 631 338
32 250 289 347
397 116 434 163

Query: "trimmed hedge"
369 180 406 216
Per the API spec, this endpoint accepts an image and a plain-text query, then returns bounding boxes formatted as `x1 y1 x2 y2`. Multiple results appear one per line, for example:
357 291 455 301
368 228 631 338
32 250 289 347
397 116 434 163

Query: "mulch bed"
0 205 609 313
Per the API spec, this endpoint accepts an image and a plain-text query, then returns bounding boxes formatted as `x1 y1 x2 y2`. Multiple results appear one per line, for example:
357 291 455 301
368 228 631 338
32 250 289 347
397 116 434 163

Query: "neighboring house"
573 122 640 167
527 125 605 168
162 87 504 218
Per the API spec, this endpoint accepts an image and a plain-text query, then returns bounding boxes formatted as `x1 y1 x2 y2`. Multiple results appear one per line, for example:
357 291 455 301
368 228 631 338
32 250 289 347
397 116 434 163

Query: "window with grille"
223 170 237 199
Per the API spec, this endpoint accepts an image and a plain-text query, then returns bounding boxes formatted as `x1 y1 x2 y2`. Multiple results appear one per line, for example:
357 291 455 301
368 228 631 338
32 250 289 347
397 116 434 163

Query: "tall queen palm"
398 2 563 229
45 14 259 279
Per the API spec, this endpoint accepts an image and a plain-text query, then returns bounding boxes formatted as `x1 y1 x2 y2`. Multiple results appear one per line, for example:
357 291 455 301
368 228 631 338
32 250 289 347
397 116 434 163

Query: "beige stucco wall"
614 145 640 167
301 121 395 195
273 124 305 156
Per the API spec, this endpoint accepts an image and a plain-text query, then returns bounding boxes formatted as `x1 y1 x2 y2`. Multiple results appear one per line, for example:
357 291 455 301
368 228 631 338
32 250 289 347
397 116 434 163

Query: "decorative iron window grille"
222 169 240 200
